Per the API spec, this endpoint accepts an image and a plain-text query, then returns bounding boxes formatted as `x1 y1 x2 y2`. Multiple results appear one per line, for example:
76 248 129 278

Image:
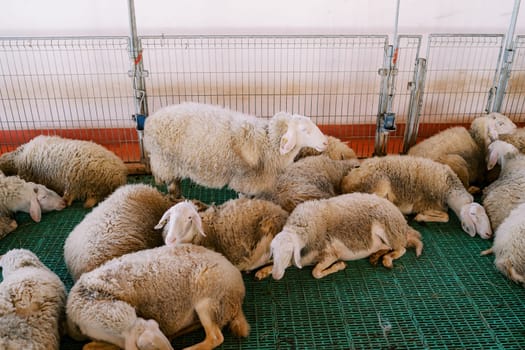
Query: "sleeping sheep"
155 197 289 279
407 112 516 191
0 174 65 238
295 135 357 160
64 183 182 281
270 192 423 280
481 140 525 231
256 154 360 212
481 201 525 285
143 102 328 197
66 244 250 350
0 135 128 208
341 155 492 239
0 249 67 350
500 127 525 153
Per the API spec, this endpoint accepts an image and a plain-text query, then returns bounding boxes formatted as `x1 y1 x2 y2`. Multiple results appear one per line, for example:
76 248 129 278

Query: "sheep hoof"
83 197 98 209
254 265 273 280
368 249 391 266
414 210 449 223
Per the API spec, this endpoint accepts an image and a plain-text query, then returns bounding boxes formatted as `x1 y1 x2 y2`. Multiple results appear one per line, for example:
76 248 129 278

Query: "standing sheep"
0 174 66 238
481 140 525 231
0 249 67 350
155 197 289 279
66 244 250 350
341 155 492 239
0 135 128 208
64 184 178 281
481 201 525 285
407 112 516 191
270 193 423 280
256 155 360 212
143 102 328 197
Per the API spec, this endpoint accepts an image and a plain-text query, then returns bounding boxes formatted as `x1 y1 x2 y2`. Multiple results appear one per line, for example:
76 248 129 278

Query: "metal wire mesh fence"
141 35 389 157
0 37 138 162
418 34 505 139
501 35 525 123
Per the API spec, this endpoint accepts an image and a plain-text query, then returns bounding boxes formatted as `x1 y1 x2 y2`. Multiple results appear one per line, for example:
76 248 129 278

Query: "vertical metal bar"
402 58 427 153
492 0 521 112
128 0 148 165
374 0 400 156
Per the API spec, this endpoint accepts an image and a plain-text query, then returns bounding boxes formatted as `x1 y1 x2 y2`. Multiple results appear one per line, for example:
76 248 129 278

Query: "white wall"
1 0 523 39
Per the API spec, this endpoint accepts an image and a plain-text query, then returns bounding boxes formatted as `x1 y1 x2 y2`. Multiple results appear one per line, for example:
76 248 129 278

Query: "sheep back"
500 128 525 153
7 135 127 207
0 249 66 350
66 244 246 340
64 184 173 281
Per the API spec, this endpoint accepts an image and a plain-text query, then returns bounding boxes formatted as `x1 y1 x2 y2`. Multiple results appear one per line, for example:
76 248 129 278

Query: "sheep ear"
192 212 206 237
29 197 41 223
487 123 499 142
486 147 499 170
280 124 297 155
154 210 171 230
292 234 302 268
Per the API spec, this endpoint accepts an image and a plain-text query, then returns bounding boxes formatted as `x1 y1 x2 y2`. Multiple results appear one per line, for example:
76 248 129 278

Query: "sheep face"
155 202 205 246
486 113 516 141
33 183 66 212
270 230 303 280
487 140 519 170
280 115 328 155
0 249 44 276
460 203 492 239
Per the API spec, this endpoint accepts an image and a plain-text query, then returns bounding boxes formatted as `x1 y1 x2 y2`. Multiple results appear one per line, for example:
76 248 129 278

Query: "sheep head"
270 229 303 280
459 203 492 239
274 112 328 155
155 201 205 246
0 249 45 276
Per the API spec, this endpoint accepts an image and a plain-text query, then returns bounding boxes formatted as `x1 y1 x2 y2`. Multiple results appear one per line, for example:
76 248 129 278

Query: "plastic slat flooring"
0 176 524 350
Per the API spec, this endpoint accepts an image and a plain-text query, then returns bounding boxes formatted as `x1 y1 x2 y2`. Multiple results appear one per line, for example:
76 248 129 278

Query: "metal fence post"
128 0 149 165
402 57 427 153
491 0 521 112
374 0 400 156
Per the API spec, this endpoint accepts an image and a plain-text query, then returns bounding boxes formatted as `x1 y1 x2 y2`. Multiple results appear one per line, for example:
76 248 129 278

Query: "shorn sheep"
0 135 128 208
66 244 249 350
407 112 516 191
0 249 67 350
270 192 423 280
0 174 65 238
64 184 178 281
481 140 525 231
341 155 492 239
256 155 360 212
155 197 289 279
143 102 328 197
481 201 525 285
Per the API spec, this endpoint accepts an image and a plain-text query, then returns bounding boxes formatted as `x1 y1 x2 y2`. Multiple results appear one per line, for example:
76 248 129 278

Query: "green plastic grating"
0 176 524 350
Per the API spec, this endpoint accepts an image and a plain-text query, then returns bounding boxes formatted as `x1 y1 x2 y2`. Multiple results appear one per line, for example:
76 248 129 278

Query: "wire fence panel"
140 35 388 157
501 35 525 124
418 34 505 139
0 37 138 162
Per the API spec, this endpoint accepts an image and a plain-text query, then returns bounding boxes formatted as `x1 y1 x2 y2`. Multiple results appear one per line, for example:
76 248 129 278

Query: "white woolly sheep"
64 183 180 281
155 197 289 279
295 135 357 161
481 201 525 285
481 140 525 231
270 192 423 280
407 112 516 191
500 127 525 153
256 155 360 212
0 135 128 208
0 249 67 350
0 175 65 237
143 102 328 197
341 155 492 239
66 244 250 350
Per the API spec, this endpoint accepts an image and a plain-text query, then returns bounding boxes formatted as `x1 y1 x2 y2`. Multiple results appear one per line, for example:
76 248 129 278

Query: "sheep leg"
184 298 224 350
312 255 346 279
373 179 396 203
414 210 449 223
82 341 120 350
368 249 391 266
63 191 75 207
502 260 525 284
228 309 250 338
254 264 273 280
381 247 406 269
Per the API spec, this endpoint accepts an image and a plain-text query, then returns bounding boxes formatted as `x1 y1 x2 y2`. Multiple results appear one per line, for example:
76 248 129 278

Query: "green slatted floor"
1 176 524 350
